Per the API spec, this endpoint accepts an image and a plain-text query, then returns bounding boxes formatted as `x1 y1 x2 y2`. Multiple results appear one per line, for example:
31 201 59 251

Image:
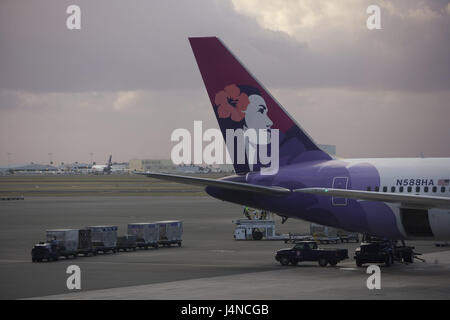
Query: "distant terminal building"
111 163 129 173
129 144 335 174
176 165 204 174
8 163 58 173
129 159 176 173
210 164 235 173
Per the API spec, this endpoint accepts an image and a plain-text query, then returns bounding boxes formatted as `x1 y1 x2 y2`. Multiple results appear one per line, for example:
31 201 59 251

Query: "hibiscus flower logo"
214 84 250 122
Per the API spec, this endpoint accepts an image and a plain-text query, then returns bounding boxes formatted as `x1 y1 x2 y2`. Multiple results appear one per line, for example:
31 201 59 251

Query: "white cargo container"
86 225 118 248
155 220 183 247
46 229 79 253
127 223 159 248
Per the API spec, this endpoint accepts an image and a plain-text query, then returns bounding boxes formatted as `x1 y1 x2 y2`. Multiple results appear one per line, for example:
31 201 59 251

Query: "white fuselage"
91 165 108 173
345 158 450 240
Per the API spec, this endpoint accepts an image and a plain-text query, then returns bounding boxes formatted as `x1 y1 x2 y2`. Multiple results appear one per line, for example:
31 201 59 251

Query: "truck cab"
31 242 60 262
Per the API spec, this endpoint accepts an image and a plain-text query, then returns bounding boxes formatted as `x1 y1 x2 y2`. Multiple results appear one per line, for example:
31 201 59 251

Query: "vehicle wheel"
252 231 263 241
385 255 393 267
291 261 298 266
178 242 182 247
404 253 414 263
319 258 328 267
54 256 59 261
32 259 36 262
329 260 338 267
356 259 363 267
280 257 289 266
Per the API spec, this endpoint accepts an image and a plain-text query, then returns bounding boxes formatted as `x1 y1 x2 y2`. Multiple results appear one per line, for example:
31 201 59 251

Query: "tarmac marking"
27 261 450 300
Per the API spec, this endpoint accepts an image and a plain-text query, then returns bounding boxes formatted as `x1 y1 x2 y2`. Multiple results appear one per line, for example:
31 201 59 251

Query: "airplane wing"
136 172 291 196
294 187 450 210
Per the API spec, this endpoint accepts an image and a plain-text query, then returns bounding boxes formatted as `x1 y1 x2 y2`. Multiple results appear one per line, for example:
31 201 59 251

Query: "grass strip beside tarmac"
0 173 227 197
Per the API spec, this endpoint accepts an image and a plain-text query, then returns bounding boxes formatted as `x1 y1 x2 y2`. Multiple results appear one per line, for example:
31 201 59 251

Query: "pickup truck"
275 241 349 267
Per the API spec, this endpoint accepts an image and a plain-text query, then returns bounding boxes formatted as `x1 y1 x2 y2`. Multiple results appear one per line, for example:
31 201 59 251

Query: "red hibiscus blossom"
214 84 249 122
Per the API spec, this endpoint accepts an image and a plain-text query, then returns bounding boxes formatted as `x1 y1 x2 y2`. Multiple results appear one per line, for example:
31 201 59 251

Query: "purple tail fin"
189 37 331 174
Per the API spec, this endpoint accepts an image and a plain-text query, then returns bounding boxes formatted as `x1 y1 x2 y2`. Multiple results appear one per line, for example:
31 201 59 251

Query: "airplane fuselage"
207 157 450 240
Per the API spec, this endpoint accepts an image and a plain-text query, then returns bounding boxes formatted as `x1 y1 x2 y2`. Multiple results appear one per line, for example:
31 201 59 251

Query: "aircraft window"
407 186 412 192
383 186 387 192
367 186 371 191
415 186 420 193
424 186 429 192
399 186 404 192
391 186 396 192
441 187 446 193
375 186 379 192
432 186 437 192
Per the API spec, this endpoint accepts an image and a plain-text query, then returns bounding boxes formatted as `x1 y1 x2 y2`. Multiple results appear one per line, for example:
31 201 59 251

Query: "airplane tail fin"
107 155 112 168
189 37 331 174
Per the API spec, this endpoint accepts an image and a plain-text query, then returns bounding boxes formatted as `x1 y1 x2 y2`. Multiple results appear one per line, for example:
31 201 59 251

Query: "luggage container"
45 229 79 258
155 220 183 247
86 225 118 254
77 228 93 256
117 234 137 252
127 223 159 249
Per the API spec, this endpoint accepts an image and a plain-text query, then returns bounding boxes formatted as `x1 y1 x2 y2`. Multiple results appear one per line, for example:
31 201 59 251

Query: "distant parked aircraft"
91 155 112 174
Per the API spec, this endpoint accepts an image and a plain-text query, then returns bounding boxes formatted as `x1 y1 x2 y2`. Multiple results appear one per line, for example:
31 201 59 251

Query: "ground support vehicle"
275 241 349 267
31 242 60 262
87 225 118 254
339 233 359 243
117 234 137 252
32 229 79 262
128 223 159 249
76 228 94 256
354 235 416 267
156 220 183 247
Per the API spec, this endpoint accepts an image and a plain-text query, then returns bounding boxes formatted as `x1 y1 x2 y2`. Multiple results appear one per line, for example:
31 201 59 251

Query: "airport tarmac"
0 196 449 300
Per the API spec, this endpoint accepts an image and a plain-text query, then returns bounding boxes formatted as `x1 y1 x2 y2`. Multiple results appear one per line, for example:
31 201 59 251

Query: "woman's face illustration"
244 94 273 144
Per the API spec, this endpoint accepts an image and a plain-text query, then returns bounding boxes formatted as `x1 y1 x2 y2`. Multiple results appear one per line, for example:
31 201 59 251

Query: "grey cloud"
0 0 449 165
0 0 449 93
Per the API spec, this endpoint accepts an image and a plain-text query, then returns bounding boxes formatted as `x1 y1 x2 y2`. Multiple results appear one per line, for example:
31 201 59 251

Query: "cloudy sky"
0 0 449 165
